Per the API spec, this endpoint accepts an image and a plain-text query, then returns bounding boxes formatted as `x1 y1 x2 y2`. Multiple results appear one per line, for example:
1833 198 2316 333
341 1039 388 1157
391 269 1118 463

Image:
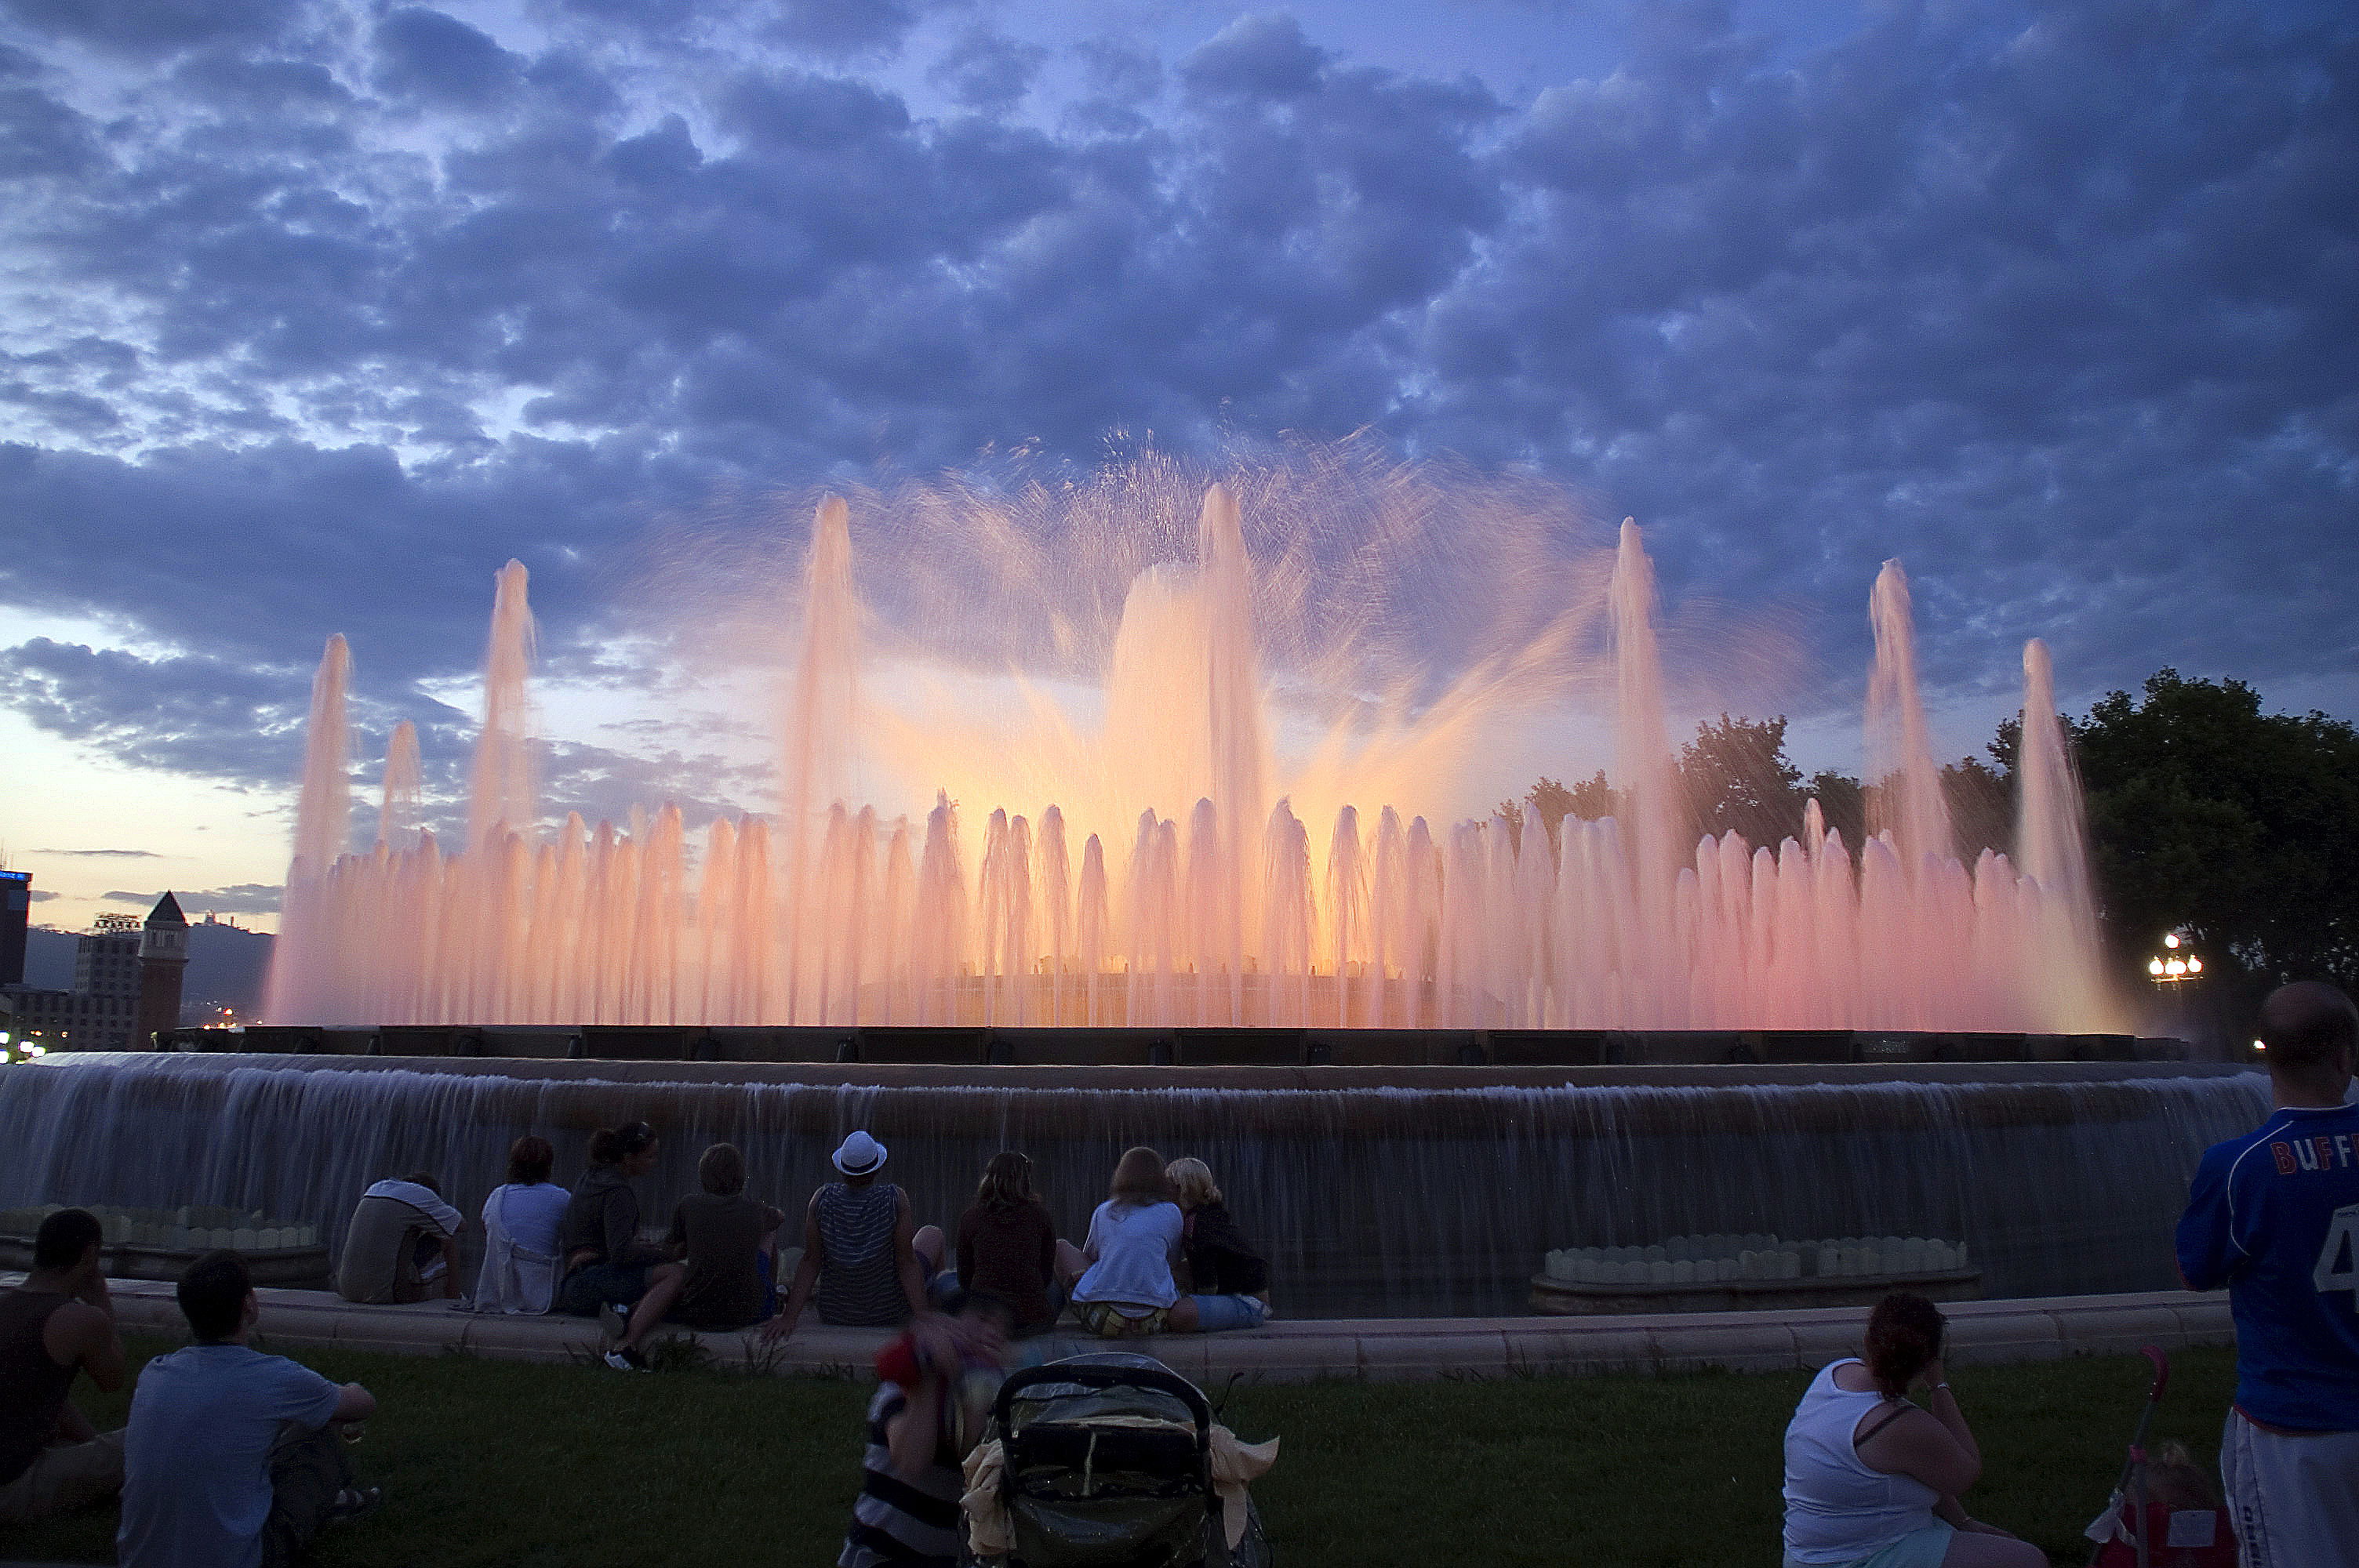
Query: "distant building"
139 891 189 1043
0 869 27 986
2 892 191 1051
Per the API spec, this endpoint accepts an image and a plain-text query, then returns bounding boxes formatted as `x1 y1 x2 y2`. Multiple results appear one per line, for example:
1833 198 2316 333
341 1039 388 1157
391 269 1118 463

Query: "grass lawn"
5 1333 2235 1566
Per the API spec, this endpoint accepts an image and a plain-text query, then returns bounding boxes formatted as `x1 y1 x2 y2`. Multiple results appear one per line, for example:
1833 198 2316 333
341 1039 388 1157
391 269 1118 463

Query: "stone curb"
9 1274 2232 1384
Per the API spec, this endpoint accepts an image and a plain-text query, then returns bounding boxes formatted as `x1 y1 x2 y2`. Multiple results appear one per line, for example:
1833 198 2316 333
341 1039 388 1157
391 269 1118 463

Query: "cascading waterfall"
264 486 2125 1033
0 1054 2266 1316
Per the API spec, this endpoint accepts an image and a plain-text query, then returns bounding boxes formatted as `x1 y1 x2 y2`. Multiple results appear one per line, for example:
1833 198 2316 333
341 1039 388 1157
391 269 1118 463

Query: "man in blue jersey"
2176 980 2359 1568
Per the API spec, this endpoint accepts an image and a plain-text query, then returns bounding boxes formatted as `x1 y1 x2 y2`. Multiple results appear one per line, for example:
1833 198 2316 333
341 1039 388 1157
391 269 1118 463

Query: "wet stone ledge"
5 1273 2232 1385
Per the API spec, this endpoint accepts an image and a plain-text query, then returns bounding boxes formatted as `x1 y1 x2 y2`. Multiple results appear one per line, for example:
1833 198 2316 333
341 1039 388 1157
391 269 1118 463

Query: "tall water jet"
1200 484 1272 958
467 561 537 851
377 720 420 850
263 634 352 1025
1609 521 1677 1022
2018 638 2117 1030
781 498 860 1024
1866 560 1953 871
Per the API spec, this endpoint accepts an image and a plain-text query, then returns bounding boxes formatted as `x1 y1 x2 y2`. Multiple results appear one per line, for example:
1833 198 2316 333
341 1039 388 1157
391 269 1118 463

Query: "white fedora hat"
832 1129 887 1175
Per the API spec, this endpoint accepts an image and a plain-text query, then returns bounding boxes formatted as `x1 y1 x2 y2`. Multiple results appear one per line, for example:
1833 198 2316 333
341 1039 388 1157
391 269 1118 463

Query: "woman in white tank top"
1780 1294 2048 1568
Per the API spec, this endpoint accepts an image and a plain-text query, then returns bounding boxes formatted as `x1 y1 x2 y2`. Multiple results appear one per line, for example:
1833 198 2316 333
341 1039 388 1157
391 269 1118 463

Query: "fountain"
0 469 2263 1317
253 485 2125 1035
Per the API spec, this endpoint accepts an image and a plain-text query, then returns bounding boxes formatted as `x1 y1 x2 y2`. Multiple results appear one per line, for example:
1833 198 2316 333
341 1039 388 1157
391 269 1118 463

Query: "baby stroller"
2085 1348 2236 1568
969 1352 1273 1568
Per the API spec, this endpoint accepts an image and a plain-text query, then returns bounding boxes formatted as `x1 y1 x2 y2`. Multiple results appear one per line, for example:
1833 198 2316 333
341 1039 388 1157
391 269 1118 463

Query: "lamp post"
2145 928 2206 1051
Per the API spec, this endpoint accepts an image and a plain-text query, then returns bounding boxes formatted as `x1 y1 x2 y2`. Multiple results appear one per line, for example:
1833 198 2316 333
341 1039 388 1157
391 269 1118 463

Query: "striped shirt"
840 1382 962 1567
814 1181 909 1327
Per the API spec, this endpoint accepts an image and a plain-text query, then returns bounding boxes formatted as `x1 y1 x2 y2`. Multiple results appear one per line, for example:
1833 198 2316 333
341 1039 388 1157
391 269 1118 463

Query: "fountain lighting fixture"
2147 928 2203 985
261 477 2122 1034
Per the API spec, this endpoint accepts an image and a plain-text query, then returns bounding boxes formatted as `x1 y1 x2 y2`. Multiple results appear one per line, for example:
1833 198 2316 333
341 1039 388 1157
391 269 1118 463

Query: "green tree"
2070 669 2359 989
1525 777 1579 851
1806 770 1866 851
1942 757 2012 860
1679 713 1805 847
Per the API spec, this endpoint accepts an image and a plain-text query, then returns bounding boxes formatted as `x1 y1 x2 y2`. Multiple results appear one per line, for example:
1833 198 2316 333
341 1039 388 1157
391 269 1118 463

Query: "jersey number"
2317 1203 2359 1308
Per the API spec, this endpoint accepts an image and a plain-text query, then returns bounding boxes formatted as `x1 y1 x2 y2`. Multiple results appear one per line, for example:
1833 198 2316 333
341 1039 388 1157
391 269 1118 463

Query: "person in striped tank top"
764 1131 946 1339
840 1289 1015 1568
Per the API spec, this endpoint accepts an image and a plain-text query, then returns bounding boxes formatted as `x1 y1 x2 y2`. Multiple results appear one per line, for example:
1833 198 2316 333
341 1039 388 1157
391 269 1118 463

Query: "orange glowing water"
265 478 2120 1033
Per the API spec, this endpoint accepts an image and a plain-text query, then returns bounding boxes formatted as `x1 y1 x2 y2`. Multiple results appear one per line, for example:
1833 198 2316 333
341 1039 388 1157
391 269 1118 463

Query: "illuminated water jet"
265 481 2120 1033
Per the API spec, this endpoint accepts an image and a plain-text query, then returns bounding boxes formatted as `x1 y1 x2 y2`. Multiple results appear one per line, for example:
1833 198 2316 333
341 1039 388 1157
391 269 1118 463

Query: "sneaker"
325 1486 382 1524
602 1346 649 1372
599 1301 630 1341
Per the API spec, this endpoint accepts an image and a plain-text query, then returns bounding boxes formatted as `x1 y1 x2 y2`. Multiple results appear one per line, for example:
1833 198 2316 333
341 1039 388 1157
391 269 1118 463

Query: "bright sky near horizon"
1 0 2352 937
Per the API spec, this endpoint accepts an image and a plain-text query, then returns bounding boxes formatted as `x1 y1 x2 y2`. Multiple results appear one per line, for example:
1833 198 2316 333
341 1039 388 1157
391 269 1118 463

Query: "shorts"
0 1430 124 1524
1782 1522 1953 1568
2221 1408 2359 1568
1076 1301 1170 1338
554 1260 652 1317
1189 1294 1268 1332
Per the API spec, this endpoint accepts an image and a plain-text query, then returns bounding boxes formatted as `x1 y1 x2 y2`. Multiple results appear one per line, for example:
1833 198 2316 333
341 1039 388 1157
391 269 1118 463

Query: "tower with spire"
138 891 190 1046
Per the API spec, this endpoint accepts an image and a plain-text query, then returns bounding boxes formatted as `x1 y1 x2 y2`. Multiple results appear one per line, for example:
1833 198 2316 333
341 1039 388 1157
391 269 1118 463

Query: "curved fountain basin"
0 1052 2264 1318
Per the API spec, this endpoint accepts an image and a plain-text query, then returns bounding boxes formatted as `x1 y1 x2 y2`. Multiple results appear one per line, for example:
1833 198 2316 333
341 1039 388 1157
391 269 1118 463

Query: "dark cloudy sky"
1 0 2351 930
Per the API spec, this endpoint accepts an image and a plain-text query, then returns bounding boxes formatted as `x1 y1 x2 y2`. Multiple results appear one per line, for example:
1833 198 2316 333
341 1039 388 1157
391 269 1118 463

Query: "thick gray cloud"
102 883 280 913
0 0 2350 819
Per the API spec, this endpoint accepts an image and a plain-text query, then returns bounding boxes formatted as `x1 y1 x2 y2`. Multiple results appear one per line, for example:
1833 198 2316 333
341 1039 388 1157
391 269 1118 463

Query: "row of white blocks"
1543 1234 1969 1286
3 1206 318 1254
113 1223 320 1252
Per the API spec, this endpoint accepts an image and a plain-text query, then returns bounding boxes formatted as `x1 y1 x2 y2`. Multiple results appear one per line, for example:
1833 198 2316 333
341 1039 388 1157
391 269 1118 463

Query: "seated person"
603 1142 785 1370
118 1251 380 1568
841 1289 1016 1568
333 1171 463 1304
1781 1292 2045 1568
954 1151 1060 1338
1166 1156 1270 1331
0 1208 127 1525
472 1135 570 1314
763 1131 943 1341
1055 1145 1200 1336
554 1122 671 1323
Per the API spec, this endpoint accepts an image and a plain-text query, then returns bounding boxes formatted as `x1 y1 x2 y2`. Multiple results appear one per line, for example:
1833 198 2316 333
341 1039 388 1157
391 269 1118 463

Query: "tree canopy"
1514 666 2359 993
2071 669 2359 989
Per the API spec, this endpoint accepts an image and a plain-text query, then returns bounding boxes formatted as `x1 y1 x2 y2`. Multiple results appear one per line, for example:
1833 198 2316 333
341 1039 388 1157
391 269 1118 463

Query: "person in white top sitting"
333 1172 463 1305
1054 1146 1201 1337
470 1136 570 1314
1781 1292 2044 1568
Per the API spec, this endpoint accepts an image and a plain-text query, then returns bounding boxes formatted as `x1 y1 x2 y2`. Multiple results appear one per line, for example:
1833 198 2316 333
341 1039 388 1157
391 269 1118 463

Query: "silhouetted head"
1110 1146 1172 1207
699 1142 747 1197
507 1135 554 1185
34 1207 102 1273
178 1250 254 1344
1863 1292 1945 1399
590 1121 660 1174
976 1151 1035 1211
402 1172 441 1195
2258 982 2358 1089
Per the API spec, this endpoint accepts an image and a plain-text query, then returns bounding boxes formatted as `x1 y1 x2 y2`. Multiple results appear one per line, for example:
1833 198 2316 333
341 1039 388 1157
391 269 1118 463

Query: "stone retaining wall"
13 1273 2231 1385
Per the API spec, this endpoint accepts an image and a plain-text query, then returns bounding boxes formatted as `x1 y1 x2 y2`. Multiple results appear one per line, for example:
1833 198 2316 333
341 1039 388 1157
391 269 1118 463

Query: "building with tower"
138 891 189 1044
2 891 191 1051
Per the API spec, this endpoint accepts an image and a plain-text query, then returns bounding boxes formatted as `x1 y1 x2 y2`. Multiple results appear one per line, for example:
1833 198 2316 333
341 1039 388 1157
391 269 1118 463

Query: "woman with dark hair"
1780 1293 2045 1567
1055 1146 1197 1337
554 1123 680 1355
470 1135 569 1314
952 1152 1059 1337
